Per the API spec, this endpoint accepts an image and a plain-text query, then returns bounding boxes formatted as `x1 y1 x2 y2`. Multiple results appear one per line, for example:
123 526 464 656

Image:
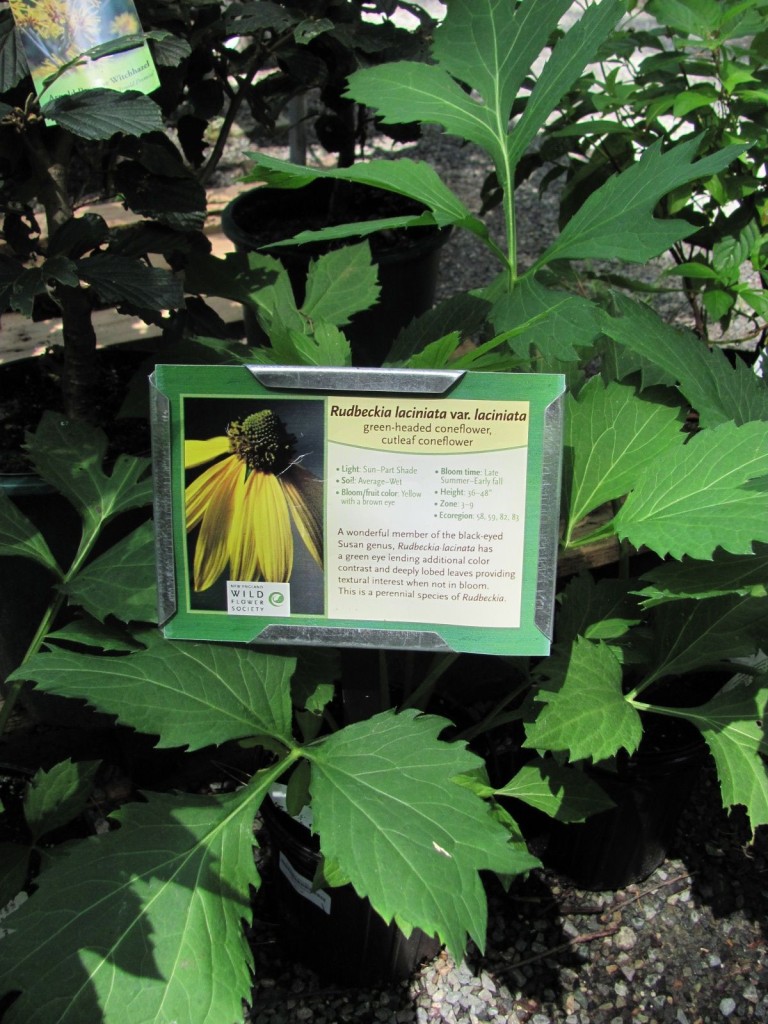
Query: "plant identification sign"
9 0 159 105
151 366 564 655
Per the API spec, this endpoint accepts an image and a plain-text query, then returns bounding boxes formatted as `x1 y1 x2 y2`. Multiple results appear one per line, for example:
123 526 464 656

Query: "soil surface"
247 761 768 1024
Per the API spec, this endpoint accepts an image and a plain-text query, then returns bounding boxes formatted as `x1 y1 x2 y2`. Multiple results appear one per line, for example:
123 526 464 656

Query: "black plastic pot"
536 725 707 891
221 180 451 367
261 787 441 985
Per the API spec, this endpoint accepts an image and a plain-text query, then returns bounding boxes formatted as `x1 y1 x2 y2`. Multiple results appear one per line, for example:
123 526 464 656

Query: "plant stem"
400 653 459 711
0 513 109 737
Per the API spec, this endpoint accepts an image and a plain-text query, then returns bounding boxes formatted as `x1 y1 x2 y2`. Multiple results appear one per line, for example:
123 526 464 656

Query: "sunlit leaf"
612 420 768 559
309 710 534 957
493 758 615 822
563 377 685 544
538 137 744 265
525 638 642 762
11 629 295 751
0 784 267 1024
301 242 380 326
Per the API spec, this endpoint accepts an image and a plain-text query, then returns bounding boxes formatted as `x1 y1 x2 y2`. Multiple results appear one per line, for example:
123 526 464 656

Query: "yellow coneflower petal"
282 466 324 568
185 437 230 469
229 470 264 582
193 457 244 590
186 455 236 530
258 474 293 583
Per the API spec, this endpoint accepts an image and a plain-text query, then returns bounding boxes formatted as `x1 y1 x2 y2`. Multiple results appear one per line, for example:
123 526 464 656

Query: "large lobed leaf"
538 137 744 266
25 413 152 539
602 294 768 427
637 545 768 607
525 638 642 762
665 670 768 829
491 278 604 363
308 710 534 957
61 520 157 624
10 629 295 752
245 152 484 237
506 0 625 170
563 377 685 545
612 420 768 560
0 489 60 576
493 758 615 823
301 242 380 326
640 594 768 688
0 783 268 1024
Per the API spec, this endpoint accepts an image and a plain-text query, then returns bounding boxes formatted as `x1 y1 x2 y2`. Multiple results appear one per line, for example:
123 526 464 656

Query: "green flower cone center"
227 410 296 474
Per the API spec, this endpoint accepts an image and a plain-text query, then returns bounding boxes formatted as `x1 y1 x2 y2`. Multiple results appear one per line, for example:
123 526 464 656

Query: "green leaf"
25 413 152 539
289 323 352 367
647 0 722 38
556 572 642 644
61 520 157 624
147 31 192 67
24 759 100 843
114 160 206 232
602 294 768 427
301 242 380 326
491 277 604 362
506 0 625 169
8 256 80 317
245 153 482 236
78 253 184 310
431 0 574 127
672 87 718 116
0 10 27 92
525 638 642 762
0 784 266 1024
640 595 768 687
11 629 295 751
538 138 744 266
637 544 768 606
346 61 503 166
663 671 768 827
309 709 534 956
563 377 685 544
41 89 164 140
0 489 60 576
48 214 109 258
404 332 464 369
387 292 491 364
493 758 615 823
612 420 768 560
0 843 30 912
47 615 141 652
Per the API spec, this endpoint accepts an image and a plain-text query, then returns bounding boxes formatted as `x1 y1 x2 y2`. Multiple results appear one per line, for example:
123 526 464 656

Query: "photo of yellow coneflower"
183 401 324 611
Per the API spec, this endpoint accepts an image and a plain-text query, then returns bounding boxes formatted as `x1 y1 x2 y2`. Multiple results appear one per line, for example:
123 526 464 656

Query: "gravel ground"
222 121 767 1024
247 761 767 1024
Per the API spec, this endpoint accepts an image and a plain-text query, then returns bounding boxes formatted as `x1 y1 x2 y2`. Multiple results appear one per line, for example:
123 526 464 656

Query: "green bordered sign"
151 366 565 656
